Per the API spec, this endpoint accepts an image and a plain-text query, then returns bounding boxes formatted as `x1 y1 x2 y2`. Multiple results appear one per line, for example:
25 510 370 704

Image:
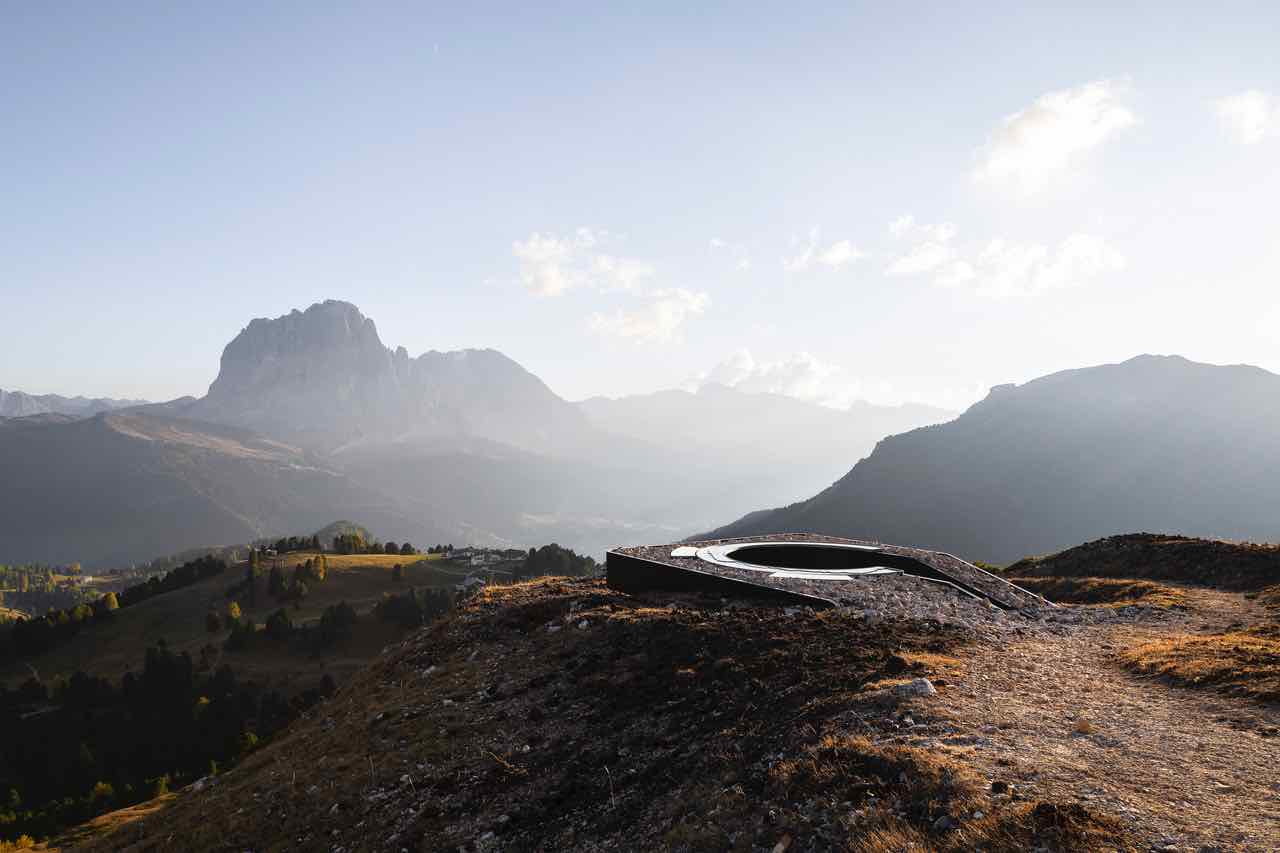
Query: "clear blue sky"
4 2 1278 408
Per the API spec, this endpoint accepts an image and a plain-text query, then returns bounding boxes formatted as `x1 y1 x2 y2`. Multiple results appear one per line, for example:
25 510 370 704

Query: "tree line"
0 641 330 844
330 531 420 556
513 544 599 581
0 556 227 663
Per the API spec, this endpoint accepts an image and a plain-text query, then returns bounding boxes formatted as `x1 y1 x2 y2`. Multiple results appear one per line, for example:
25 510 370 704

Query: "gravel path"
923 589 1280 851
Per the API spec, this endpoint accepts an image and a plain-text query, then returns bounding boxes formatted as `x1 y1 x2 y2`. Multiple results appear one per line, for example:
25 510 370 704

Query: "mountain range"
0 301 951 566
705 354 1280 563
0 388 146 419
11 302 1277 570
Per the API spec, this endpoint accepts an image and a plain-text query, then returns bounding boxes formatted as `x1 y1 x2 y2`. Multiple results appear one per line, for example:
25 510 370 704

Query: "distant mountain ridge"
578 383 955 515
705 355 1280 563
0 388 147 419
578 382 952 456
21 303 1255 570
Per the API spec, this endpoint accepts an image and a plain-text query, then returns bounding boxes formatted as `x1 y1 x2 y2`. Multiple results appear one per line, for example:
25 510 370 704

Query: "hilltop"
56 538 1280 851
706 355 1280 563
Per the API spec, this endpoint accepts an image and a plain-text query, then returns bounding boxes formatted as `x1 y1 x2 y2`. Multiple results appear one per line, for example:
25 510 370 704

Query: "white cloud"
591 254 655 292
703 348 837 400
889 215 955 243
885 216 958 275
974 79 1137 193
589 288 710 343
1032 233 1127 291
785 228 864 273
886 241 955 275
512 233 580 296
971 240 1050 296
817 239 866 268
1216 90 1275 145
885 213 1124 297
709 237 727 249
693 349 963 409
513 228 652 296
947 234 1125 297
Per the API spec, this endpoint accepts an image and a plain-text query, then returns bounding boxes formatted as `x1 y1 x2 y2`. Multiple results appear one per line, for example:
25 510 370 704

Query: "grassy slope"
1 552 460 692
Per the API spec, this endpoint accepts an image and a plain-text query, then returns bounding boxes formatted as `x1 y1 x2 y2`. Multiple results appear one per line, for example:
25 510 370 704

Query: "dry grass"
769 734 980 818
766 735 1133 852
842 801 1136 853
1008 576 1188 608
275 551 445 571
32 795 175 851
1119 626 1280 702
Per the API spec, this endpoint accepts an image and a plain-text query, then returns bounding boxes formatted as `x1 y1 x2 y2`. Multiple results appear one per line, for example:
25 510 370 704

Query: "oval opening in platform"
726 543 892 572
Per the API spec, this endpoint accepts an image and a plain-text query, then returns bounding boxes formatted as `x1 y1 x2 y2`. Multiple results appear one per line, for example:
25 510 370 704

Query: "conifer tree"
268 564 285 598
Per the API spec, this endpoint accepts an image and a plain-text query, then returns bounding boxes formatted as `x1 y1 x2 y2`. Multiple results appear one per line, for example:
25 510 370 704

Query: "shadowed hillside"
706 356 1280 564
0 413 432 568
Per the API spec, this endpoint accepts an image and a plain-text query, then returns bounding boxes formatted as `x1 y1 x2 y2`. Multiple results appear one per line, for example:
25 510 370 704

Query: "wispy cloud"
700 348 839 401
887 213 1123 296
1216 90 1275 145
589 288 710 343
512 232 582 296
885 215 958 275
689 348 973 410
941 234 1125 297
513 228 652 296
817 240 865 268
784 228 865 273
974 79 1137 193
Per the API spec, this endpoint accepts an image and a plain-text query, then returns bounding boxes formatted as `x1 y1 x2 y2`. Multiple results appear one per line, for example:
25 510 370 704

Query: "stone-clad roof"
610 533 1049 611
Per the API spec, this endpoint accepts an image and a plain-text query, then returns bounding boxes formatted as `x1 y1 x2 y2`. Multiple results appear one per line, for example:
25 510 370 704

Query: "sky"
3 2 1279 410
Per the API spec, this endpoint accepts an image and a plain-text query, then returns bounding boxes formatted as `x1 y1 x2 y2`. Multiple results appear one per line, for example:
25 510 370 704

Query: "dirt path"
931 591 1280 851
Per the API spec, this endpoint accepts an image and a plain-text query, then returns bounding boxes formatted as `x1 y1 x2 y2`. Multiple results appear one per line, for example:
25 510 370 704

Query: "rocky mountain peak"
189 301 588 454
